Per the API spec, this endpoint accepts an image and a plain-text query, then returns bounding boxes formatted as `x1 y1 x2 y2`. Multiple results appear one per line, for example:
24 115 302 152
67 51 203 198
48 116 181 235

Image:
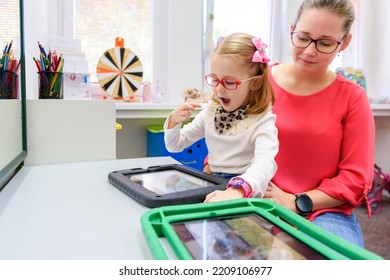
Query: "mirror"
0 0 27 189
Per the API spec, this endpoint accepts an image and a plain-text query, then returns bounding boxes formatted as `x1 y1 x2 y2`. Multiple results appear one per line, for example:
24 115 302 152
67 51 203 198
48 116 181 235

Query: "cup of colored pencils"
34 42 64 99
37 70 64 99
0 41 20 99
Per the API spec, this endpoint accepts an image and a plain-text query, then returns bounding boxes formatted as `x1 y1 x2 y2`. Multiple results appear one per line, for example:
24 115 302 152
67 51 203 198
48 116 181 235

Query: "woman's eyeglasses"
204 75 259 90
290 31 346 54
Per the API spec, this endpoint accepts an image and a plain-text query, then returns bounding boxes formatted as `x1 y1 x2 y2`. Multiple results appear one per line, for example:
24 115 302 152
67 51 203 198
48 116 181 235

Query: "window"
203 0 273 78
60 0 203 103
0 0 20 57
205 0 272 47
74 0 152 82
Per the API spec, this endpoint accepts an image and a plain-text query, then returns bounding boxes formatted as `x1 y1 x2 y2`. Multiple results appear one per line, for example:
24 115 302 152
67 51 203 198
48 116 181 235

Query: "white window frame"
203 0 275 83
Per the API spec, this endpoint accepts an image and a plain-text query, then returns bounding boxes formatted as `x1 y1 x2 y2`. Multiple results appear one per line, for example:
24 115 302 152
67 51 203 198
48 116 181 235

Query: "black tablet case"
108 164 228 208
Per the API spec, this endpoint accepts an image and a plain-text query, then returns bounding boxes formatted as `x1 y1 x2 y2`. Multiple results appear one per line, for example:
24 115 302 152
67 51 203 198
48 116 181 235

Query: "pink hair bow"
251 38 270 63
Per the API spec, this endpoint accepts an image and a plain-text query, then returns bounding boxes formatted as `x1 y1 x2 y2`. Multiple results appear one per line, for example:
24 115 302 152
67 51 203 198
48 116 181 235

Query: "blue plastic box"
146 125 208 171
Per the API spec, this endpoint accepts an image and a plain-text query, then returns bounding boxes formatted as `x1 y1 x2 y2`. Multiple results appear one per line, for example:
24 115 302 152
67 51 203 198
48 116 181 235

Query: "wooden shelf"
115 102 390 118
371 104 390 116
115 102 200 119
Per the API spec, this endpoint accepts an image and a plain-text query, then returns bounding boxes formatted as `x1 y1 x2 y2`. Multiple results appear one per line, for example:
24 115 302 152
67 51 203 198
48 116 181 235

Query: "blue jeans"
212 173 239 180
312 212 364 248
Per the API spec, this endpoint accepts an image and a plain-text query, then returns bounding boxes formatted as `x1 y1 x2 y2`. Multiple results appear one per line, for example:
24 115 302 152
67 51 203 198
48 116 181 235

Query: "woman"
264 0 374 248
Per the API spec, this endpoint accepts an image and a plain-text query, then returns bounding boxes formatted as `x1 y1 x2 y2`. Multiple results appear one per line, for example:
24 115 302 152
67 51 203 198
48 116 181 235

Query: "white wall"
24 0 49 99
360 0 390 101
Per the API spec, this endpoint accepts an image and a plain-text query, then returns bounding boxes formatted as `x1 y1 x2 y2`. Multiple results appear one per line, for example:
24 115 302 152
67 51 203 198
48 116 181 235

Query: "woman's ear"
340 33 352 51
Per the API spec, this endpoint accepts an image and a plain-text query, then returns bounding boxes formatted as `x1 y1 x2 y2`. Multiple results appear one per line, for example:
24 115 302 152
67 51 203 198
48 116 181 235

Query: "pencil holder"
0 70 19 99
38 71 64 99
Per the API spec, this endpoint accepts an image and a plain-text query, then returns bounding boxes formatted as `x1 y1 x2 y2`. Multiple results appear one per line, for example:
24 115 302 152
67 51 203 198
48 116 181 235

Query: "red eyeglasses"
205 74 259 90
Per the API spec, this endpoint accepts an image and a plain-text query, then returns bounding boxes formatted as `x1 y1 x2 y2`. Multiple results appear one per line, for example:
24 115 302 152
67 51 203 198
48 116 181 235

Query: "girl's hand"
168 102 202 128
203 163 212 174
264 181 296 212
204 187 245 203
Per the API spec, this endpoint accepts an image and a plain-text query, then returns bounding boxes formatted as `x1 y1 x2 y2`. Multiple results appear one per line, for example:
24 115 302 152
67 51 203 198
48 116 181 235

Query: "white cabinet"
26 100 116 165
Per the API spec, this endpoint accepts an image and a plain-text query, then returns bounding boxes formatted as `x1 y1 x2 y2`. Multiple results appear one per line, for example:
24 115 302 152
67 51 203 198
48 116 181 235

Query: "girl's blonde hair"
212 33 274 115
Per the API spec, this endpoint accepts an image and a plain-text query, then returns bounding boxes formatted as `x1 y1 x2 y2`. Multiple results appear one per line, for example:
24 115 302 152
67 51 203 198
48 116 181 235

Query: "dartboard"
96 47 143 99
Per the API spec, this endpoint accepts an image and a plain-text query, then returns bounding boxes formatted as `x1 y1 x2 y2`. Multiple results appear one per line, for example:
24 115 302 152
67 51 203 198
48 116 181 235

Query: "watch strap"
227 177 254 198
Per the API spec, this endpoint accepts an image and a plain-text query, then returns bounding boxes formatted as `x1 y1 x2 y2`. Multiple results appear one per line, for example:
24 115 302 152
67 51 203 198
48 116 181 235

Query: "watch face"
229 177 245 187
296 194 313 214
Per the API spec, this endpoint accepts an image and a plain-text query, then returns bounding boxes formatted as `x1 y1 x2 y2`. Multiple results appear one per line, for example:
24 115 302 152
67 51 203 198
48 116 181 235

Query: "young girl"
164 33 278 201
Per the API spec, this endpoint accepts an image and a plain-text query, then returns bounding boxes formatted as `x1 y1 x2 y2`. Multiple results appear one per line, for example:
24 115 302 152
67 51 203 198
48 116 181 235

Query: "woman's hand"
265 182 345 213
168 102 202 129
204 187 245 203
264 181 296 212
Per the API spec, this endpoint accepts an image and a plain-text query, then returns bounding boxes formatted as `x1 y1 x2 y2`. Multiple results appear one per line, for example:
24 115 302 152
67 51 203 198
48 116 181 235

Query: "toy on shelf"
335 67 366 90
96 37 143 100
181 88 211 103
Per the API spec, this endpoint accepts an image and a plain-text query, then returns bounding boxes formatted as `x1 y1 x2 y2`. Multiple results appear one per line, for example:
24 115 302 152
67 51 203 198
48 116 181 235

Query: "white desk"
0 156 178 260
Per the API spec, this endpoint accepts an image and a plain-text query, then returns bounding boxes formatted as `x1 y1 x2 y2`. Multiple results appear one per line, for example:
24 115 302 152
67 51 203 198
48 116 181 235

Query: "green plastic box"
141 198 383 260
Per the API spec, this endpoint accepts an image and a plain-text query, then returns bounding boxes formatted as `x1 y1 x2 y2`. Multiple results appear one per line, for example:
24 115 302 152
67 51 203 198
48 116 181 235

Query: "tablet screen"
172 213 326 260
128 169 217 195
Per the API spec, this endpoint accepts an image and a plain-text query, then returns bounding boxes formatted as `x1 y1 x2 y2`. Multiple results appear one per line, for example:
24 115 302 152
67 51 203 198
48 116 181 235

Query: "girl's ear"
250 77 263 91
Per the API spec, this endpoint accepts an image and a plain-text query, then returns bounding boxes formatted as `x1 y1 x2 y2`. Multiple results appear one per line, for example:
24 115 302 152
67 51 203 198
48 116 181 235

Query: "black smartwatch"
295 193 313 217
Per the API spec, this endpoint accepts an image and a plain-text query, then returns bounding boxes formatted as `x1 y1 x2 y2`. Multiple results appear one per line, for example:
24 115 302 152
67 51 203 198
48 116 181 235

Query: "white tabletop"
0 156 179 260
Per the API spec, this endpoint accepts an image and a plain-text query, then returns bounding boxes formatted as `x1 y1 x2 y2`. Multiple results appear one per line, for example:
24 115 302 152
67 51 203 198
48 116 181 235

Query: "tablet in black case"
108 164 228 208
